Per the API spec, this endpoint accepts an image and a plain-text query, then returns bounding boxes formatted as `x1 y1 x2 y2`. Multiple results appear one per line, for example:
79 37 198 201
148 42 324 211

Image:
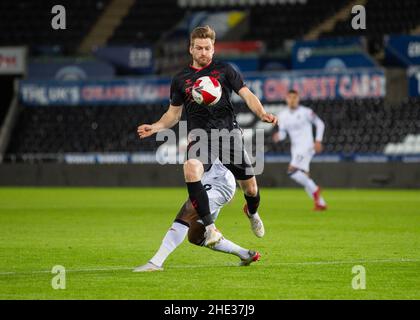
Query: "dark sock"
244 190 260 215
186 181 213 226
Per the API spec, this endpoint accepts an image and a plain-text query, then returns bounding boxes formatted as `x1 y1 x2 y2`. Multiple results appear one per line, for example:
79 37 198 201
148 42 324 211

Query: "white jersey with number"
201 158 236 222
277 105 325 171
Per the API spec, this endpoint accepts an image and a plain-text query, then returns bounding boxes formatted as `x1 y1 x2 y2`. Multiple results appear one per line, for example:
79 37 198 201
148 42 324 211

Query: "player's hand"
315 141 323 153
261 113 278 126
137 124 156 139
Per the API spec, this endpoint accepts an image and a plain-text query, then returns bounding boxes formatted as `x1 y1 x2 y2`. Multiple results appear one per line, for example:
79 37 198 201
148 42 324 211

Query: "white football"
192 76 222 106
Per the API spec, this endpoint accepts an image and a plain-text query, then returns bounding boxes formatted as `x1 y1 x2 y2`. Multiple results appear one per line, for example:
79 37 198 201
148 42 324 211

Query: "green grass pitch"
0 187 419 299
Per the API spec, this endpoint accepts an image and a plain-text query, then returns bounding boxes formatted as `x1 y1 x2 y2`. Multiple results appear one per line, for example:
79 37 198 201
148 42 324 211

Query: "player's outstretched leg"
188 223 261 266
238 178 265 237
133 220 189 272
184 159 223 246
212 239 261 266
312 186 327 211
288 168 327 211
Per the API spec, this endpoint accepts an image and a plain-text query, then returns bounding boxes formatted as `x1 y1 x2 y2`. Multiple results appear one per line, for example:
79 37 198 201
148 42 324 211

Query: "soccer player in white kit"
133 158 260 272
273 90 327 211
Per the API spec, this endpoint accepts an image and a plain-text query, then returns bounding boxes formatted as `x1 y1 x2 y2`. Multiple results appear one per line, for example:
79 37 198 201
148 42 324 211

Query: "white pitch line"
269 258 420 266
0 258 418 276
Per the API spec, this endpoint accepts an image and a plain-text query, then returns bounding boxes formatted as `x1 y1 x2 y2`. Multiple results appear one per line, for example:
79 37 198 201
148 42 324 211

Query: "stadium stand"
2 0 420 162
0 0 109 54
320 0 420 55
6 98 420 158
108 0 184 45
244 0 351 49
6 104 168 155
1 0 417 55
161 0 351 49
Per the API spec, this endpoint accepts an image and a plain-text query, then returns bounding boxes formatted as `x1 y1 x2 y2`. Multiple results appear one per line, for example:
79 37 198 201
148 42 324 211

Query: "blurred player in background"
273 90 327 211
133 158 260 272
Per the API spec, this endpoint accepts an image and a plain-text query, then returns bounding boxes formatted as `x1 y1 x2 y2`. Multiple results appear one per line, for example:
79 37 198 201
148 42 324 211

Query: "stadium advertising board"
94 46 154 74
19 77 172 106
0 47 27 75
28 59 115 80
385 35 420 67
292 38 377 70
59 153 420 164
237 68 385 101
408 66 420 97
19 68 385 106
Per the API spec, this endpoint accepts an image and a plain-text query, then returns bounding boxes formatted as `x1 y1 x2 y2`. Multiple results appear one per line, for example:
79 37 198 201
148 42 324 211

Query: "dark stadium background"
0 0 419 187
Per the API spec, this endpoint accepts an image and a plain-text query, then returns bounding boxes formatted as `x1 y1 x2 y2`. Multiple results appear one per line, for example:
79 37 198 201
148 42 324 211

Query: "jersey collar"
289 104 302 112
189 60 213 72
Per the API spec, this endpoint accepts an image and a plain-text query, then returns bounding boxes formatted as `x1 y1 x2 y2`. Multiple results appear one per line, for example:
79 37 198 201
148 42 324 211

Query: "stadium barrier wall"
0 163 419 188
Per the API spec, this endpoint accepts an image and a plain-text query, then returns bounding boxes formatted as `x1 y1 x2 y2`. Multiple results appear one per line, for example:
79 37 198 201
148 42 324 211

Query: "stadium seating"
0 0 109 53
320 0 420 55
323 0 420 39
6 104 168 155
243 0 350 49
237 0 420 53
175 0 349 49
108 0 184 45
6 98 420 159
267 98 420 154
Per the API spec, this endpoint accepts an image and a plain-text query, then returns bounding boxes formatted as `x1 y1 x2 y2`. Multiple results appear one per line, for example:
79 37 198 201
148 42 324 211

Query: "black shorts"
186 128 255 181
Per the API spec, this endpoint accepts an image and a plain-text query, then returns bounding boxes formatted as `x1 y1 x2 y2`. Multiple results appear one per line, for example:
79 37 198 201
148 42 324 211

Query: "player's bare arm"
272 120 286 143
314 141 323 153
313 113 325 153
137 104 183 139
238 87 278 125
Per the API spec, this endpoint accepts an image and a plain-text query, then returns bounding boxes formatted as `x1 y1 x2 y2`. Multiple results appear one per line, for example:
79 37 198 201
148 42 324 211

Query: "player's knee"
188 221 206 246
183 159 204 182
188 231 205 246
287 167 298 176
244 184 258 197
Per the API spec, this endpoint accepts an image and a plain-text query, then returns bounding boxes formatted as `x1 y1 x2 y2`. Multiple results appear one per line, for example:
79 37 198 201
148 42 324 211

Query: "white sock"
149 222 189 267
249 212 261 220
290 171 318 199
205 223 216 232
209 238 250 260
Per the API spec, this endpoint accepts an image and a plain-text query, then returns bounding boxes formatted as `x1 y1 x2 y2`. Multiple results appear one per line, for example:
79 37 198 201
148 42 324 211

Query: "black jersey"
170 60 246 133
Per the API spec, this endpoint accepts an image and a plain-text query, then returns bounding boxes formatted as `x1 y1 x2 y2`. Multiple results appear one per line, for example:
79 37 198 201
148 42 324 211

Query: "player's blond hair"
190 25 216 46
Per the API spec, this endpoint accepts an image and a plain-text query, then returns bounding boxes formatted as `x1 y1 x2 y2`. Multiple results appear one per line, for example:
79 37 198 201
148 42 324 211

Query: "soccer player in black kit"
138 26 277 248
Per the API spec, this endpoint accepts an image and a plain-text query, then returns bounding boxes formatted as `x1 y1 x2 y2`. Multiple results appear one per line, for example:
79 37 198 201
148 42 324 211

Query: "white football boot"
244 204 265 238
133 261 163 272
239 250 261 266
203 226 223 247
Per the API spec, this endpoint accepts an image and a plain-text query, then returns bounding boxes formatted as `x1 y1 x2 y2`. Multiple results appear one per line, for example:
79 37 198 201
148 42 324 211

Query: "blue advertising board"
28 60 115 80
19 77 171 106
19 68 385 106
408 67 420 97
238 68 385 102
94 46 154 74
292 38 377 70
385 35 420 67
